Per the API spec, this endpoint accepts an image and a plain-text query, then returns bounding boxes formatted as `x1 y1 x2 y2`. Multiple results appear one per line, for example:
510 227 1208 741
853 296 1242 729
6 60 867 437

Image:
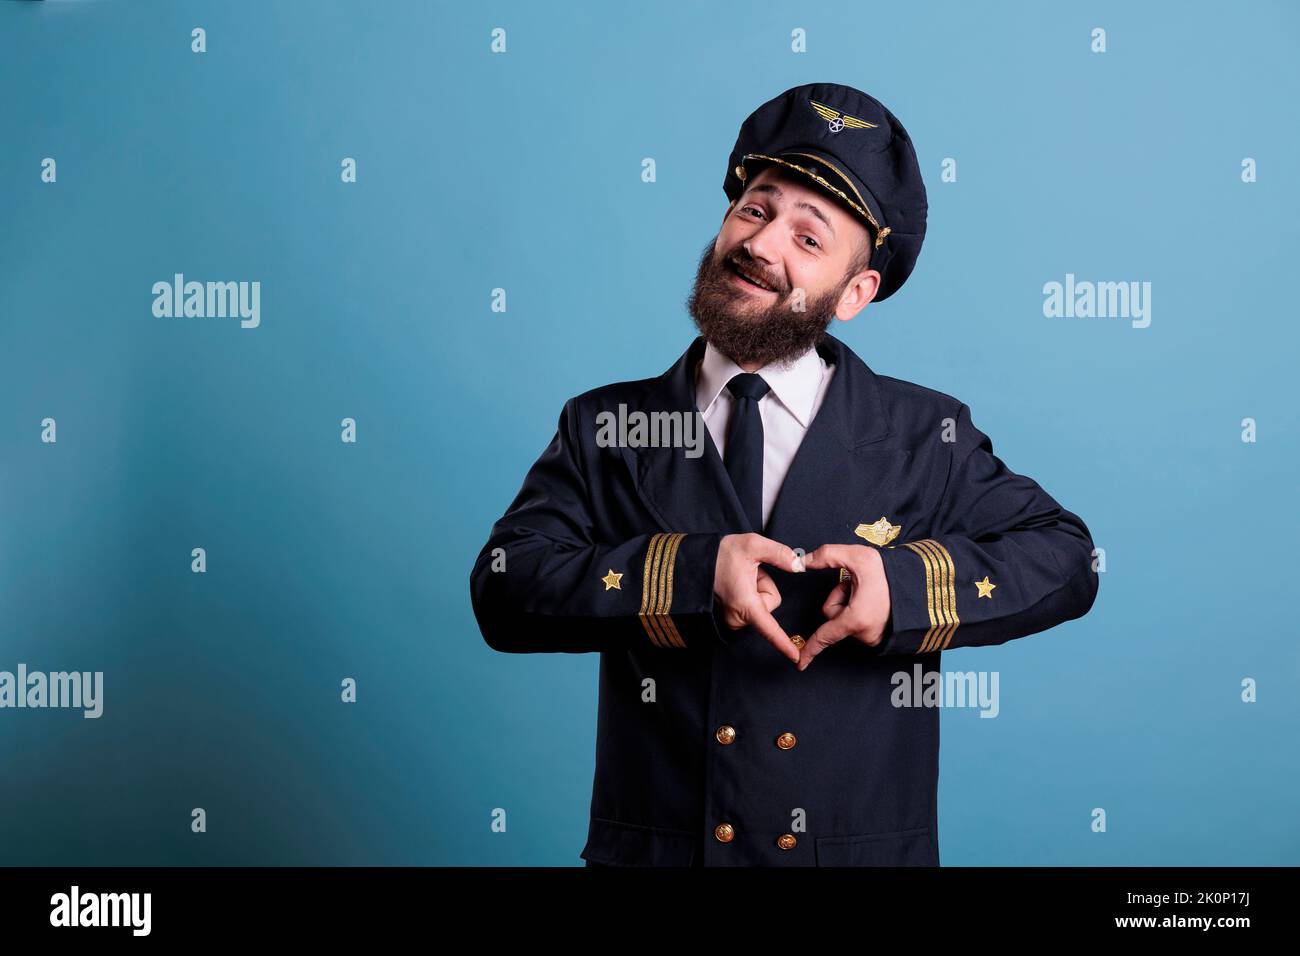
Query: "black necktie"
724 372 770 530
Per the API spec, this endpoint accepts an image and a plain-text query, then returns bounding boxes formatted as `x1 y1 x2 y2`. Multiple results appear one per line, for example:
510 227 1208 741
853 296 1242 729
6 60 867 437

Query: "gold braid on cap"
734 152 891 248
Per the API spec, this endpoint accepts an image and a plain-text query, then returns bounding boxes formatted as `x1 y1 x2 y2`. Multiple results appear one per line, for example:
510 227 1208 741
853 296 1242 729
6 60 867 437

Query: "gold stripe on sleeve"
912 540 956 652
639 533 671 648
909 538 961 650
901 541 940 651
902 539 960 653
928 540 960 650
637 532 688 649
656 533 687 648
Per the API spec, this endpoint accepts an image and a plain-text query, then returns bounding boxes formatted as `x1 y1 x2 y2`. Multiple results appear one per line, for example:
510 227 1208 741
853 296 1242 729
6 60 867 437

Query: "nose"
742 222 781 271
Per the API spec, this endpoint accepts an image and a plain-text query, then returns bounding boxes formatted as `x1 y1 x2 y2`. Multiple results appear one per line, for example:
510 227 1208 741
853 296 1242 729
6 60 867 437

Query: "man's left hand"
796 544 892 671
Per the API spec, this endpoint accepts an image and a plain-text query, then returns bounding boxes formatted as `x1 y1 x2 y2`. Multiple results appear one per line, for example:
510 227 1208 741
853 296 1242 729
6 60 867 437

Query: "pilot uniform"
468 83 1100 866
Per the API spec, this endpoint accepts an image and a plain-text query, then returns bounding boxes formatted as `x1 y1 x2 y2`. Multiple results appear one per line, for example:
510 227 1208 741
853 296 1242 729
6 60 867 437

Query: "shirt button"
714 823 735 843
776 834 797 850
776 732 797 750
715 725 737 745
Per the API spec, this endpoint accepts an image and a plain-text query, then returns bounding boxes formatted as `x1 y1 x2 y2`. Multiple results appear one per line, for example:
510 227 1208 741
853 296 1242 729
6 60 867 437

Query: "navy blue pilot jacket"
469 333 1099 866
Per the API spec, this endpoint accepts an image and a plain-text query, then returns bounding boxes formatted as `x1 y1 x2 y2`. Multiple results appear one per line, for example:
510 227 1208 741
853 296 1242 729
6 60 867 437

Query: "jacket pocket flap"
815 826 935 866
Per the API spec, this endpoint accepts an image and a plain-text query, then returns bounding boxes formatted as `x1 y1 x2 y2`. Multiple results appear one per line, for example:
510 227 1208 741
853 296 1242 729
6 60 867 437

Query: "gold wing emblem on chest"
854 517 901 546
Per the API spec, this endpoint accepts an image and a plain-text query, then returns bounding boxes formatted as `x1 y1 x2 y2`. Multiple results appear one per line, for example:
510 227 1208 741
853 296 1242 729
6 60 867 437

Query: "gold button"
790 634 805 648
714 823 735 843
776 732 797 750
715 725 736 745
734 164 747 181
777 833 797 850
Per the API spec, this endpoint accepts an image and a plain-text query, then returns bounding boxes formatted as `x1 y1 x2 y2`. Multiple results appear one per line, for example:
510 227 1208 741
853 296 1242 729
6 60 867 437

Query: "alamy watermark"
50 886 150 936
152 273 260 328
1043 272 1151 328
0 664 103 718
594 404 705 459
891 664 999 718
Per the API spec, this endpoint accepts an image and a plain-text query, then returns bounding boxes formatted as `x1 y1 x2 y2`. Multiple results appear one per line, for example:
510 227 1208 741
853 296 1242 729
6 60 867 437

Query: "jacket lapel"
762 333 909 555
621 335 752 534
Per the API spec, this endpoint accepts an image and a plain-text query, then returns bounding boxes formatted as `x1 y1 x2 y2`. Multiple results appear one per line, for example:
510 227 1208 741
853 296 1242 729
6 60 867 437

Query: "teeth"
733 264 774 291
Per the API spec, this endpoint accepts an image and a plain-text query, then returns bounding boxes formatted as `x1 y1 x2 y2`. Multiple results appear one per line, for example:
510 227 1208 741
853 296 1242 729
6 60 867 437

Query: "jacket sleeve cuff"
634 532 727 649
875 541 960 655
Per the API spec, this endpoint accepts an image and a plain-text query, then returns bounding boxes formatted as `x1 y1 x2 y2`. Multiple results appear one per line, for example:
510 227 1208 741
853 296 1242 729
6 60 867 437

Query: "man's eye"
741 206 764 219
802 236 820 249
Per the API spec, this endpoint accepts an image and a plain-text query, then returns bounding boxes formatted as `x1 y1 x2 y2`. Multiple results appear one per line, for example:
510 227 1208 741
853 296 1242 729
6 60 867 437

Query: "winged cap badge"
854 517 901 546
809 99 879 133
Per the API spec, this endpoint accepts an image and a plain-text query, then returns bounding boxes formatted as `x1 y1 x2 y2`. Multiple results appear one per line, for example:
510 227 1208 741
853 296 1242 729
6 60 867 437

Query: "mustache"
723 252 783 293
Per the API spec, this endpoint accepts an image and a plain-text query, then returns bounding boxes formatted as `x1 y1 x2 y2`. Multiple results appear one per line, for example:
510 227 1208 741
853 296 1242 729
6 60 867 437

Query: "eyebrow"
743 182 837 239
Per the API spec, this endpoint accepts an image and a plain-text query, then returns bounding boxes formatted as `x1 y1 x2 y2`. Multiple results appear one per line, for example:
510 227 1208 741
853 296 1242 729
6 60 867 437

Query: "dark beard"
685 237 843 369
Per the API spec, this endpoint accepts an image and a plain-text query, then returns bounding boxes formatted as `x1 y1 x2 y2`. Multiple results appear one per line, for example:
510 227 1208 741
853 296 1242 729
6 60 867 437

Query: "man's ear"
833 269 882 323
723 199 736 226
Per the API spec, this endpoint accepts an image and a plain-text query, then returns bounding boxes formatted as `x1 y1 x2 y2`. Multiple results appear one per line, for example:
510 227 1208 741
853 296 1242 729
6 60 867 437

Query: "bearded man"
469 83 1099 867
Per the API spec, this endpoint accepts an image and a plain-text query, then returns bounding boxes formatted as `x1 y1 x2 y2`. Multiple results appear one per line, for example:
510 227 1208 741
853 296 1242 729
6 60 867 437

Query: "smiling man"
687 165 878 375
469 83 1100 867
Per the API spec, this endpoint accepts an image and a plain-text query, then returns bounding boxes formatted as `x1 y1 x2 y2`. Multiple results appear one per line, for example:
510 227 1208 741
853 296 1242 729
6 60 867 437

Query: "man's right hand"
713 533 805 663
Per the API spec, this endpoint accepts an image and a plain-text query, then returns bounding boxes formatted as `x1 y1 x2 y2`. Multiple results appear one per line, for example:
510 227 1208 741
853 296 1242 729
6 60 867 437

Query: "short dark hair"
843 228 873 283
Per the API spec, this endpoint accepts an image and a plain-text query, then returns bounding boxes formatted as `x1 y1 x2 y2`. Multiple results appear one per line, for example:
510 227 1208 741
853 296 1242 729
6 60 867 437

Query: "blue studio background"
1 0 1297 866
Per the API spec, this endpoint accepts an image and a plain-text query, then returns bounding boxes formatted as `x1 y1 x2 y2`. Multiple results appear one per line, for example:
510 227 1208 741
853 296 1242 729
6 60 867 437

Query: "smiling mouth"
727 260 779 294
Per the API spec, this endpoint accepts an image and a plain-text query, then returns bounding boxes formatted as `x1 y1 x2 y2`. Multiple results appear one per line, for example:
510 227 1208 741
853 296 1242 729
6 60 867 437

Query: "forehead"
742 165 863 236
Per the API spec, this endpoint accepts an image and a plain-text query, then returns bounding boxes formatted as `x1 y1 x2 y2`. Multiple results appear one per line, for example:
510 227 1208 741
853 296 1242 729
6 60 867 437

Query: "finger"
801 543 860 571
756 569 782 612
821 579 851 617
796 620 852 672
746 534 805 574
747 602 799 664
803 611 859 657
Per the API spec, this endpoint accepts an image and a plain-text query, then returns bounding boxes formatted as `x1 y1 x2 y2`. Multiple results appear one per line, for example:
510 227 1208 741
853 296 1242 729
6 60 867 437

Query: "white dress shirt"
694 340 836 528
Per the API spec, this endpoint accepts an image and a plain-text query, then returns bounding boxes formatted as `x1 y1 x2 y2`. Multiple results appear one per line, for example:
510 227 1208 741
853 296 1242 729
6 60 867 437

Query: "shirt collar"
695 339 827 427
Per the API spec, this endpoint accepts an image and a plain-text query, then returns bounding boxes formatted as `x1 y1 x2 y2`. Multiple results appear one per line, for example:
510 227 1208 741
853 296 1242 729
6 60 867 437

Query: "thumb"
750 535 804 573
822 579 851 617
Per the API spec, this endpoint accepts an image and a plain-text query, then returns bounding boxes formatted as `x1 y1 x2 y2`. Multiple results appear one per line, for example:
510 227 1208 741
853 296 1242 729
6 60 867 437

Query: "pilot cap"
723 83 928 301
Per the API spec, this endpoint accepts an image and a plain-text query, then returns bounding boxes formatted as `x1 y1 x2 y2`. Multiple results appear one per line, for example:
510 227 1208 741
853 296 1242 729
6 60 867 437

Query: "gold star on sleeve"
975 576 997 599
601 569 624 591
